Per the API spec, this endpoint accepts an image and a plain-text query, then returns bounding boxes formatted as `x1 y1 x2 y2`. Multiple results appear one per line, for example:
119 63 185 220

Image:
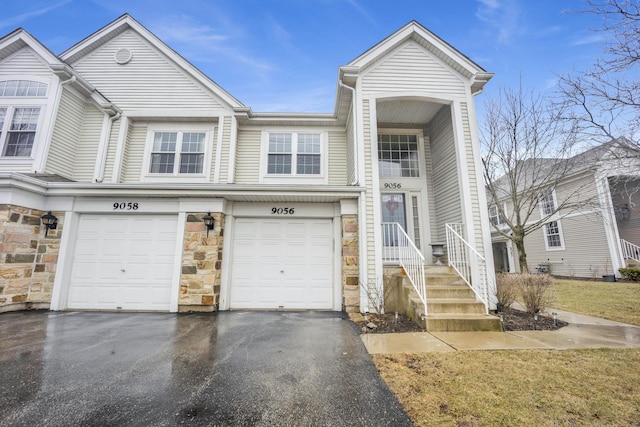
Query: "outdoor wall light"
202 212 215 237
40 211 58 237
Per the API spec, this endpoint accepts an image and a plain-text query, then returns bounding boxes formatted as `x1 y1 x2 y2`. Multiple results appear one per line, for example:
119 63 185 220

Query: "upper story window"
260 130 327 184
539 188 556 216
489 204 506 226
142 124 214 183
267 132 321 175
378 134 420 177
0 80 48 158
0 80 47 97
149 132 205 174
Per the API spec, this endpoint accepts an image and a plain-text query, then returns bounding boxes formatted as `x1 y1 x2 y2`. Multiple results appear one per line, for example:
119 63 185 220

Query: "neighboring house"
0 15 496 314
489 139 640 278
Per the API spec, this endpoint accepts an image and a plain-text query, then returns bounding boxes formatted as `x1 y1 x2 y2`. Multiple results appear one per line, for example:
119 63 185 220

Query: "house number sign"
271 207 295 215
113 202 140 210
383 183 402 189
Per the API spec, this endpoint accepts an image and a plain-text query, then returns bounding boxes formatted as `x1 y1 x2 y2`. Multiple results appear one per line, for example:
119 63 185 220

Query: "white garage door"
230 218 334 309
67 214 178 311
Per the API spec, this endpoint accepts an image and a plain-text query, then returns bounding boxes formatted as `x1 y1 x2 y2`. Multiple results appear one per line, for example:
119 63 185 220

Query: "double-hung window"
262 131 325 182
544 220 564 249
149 131 205 175
489 205 506 226
539 188 556 216
0 80 48 158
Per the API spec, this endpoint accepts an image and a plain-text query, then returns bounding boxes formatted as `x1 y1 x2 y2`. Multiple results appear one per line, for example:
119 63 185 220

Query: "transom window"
149 131 205 174
539 189 556 216
0 107 41 157
544 221 563 249
267 132 321 175
378 134 420 177
0 80 47 97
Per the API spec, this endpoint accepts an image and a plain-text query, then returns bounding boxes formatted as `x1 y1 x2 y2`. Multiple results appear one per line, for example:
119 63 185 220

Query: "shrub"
619 267 640 282
518 273 556 314
495 273 519 312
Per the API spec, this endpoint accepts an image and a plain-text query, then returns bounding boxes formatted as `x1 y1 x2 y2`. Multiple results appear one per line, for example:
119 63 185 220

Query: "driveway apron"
0 311 412 426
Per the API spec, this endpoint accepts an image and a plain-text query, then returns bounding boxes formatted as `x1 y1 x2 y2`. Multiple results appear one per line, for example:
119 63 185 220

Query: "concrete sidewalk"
361 309 640 353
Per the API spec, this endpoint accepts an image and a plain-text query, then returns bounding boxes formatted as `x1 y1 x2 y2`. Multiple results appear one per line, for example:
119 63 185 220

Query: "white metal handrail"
381 222 427 315
445 223 490 314
621 239 640 263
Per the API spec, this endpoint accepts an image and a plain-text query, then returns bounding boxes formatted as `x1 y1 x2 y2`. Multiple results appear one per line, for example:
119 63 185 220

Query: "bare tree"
481 84 598 273
558 0 640 144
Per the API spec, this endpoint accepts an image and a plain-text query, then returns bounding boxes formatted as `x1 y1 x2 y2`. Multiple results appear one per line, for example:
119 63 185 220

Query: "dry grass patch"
374 349 640 426
555 279 640 326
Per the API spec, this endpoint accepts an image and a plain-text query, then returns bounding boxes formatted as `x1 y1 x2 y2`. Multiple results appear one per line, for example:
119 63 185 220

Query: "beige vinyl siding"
460 102 485 256
70 30 224 111
612 178 640 245
208 126 218 181
121 125 143 183
362 99 377 284
345 109 355 185
234 129 261 184
0 48 51 76
360 41 466 97
328 131 347 185
430 105 461 242
218 117 232 183
72 104 103 182
524 213 612 277
103 119 120 182
45 90 84 178
423 128 438 242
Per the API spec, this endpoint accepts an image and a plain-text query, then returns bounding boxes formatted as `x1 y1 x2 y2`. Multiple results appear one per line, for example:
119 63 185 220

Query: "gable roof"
59 14 245 111
343 21 493 94
0 27 61 66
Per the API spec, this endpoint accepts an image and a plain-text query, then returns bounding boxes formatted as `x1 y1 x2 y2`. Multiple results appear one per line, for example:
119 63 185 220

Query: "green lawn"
554 279 640 326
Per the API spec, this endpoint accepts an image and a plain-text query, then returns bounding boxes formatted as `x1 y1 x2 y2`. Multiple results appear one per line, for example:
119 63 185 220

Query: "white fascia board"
347 21 487 80
0 29 61 64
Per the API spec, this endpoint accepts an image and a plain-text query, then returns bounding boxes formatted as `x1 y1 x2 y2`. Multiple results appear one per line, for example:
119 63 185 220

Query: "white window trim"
543 219 565 251
141 123 215 183
259 130 328 184
539 188 558 219
489 202 507 226
0 78 50 160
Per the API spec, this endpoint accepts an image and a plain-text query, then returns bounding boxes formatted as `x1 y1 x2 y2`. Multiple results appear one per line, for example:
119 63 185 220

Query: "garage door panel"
68 215 178 311
230 218 334 310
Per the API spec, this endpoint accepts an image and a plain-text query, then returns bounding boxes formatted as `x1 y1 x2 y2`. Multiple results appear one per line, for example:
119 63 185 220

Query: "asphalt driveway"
0 310 412 426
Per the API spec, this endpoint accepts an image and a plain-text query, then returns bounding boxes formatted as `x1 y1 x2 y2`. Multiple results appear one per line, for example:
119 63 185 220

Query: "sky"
0 0 609 115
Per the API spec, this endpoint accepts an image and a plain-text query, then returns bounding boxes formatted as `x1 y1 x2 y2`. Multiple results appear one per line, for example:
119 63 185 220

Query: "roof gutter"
338 73 359 186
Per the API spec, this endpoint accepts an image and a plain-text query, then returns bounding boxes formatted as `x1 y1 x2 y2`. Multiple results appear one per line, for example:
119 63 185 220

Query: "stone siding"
179 212 224 312
0 205 63 312
342 214 359 312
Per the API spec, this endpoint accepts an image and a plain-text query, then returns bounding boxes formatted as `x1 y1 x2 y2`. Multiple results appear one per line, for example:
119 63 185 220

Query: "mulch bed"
351 308 568 333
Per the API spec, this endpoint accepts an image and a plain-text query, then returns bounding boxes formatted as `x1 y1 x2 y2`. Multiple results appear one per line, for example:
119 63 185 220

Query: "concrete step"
426 286 476 299
424 314 503 332
425 275 466 286
427 298 487 314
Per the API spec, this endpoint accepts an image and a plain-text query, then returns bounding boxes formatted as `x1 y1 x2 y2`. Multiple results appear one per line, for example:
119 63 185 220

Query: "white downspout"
338 80 359 186
95 111 121 183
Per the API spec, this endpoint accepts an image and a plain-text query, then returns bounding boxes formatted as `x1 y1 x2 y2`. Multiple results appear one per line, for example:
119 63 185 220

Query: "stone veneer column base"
341 214 359 313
